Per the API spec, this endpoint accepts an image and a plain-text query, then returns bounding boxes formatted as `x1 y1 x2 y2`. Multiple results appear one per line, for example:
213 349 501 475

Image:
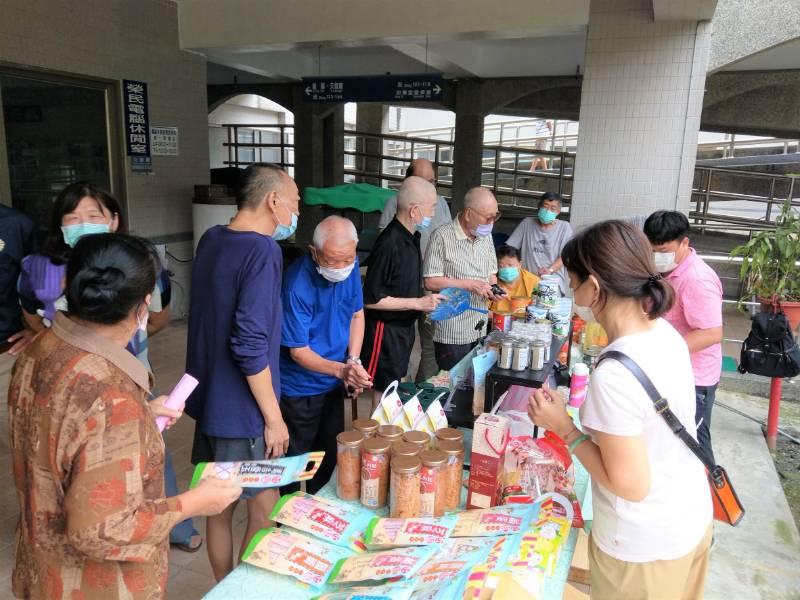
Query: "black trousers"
279 385 344 495
434 340 479 371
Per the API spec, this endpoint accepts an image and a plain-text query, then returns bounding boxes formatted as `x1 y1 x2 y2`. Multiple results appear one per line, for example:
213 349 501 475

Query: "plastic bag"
451 504 536 537
363 515 458 549
327 546 437 584
189 452 324 489
312 582 416 600
241 528 350 588
270 491 372 551
410 544 490 600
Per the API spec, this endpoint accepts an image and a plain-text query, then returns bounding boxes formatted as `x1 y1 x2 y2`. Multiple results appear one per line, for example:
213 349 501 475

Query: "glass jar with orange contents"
419 449 448 517
361 436 391 508
437 439 465 511
352 418 380 438
336 430 364 501
435 427 463 448
377 424 404 444
390 455 421 518
402 430 431 451
391 441 421 460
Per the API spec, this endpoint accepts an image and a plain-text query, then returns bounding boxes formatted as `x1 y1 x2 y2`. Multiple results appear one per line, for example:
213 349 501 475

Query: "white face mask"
318 263 355 283
137 307 149 332
653 251 678 273
573 302 595 323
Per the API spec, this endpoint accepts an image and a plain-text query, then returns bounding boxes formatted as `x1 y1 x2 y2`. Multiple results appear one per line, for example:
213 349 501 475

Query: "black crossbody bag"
597 351 744 526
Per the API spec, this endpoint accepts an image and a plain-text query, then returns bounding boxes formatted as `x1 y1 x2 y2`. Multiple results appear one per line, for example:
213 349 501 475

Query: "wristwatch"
346 356 362 365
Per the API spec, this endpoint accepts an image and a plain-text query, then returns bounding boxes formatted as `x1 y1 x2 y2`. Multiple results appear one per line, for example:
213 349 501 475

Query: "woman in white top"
528 220 713 600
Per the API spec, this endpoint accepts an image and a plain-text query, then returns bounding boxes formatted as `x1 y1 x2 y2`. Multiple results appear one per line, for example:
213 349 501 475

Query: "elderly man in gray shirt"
506 192 573 295
379 158 451 381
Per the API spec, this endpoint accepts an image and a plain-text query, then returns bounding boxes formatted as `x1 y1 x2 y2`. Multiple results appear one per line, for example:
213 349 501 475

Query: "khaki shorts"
589 524 713 600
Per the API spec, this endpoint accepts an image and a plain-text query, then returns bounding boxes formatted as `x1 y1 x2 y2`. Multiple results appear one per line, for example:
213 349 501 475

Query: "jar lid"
392 441 421 457
377 425 404 441
363 436 391 454
437 439 465 456
420 449 447 467
435 427 463 443
337 430 364 448
352 418 379 433
391 455 421 474
403 431 431 447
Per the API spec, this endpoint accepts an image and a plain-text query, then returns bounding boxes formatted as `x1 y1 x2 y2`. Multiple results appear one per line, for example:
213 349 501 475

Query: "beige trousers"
589 524 713 600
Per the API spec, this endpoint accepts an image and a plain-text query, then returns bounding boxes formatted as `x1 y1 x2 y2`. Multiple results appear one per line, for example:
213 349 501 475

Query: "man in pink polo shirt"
644 211 723 463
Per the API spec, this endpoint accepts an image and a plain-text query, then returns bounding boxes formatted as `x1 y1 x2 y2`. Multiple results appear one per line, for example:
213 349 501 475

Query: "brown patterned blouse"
8 313 183 600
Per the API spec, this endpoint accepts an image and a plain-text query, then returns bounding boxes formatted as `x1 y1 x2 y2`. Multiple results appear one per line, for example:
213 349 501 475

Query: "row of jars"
336 419 465 518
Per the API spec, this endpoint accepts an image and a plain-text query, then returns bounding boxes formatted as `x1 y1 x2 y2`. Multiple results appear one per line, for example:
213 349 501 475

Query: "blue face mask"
498 266 520 283
416 215 432 231
272 207 298 241
538 207 558 225
61 222 111 247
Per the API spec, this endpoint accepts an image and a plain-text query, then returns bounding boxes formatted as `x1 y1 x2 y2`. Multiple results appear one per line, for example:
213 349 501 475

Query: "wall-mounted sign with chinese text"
123 79 152 172
151 126 179 156
302 74 444 103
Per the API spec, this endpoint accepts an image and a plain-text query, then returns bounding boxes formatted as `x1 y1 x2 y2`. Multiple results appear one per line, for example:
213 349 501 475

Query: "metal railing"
214 123 798 235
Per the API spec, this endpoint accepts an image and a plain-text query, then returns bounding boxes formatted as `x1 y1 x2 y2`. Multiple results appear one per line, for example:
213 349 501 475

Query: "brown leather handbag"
598 351 745 526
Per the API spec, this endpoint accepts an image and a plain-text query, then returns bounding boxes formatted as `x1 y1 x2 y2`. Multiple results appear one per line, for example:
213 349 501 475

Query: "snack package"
190 452 324 489
312 582 415 600
363 515 458 549
411 545 490 599
425 398 448 433
451 504 536 537
402 396 428 431
372 381 405 426
241 528 350 588
327 546 437 585
467 413 510 509
460 536 515 600
438 537 494 560
270 491 372 551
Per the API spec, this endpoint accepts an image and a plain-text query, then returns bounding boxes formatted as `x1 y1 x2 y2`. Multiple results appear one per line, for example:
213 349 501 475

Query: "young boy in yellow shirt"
490 245 540 314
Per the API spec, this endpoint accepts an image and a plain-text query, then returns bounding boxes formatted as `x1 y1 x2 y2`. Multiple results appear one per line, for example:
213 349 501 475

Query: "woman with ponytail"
528 220 713 599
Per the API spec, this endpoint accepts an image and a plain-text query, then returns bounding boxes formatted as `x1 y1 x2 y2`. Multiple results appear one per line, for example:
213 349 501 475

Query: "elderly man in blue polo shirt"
280 215 372 494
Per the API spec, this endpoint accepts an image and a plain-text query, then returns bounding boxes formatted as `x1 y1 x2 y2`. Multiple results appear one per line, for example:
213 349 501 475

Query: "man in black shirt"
0 204 37 355
361 177 443 408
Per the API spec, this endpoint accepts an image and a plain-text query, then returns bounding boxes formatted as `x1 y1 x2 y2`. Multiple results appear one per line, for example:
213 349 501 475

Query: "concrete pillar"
569 0 711 230
451 81 486 214
323 105 345 187
292 86 325 243
355 103 387 185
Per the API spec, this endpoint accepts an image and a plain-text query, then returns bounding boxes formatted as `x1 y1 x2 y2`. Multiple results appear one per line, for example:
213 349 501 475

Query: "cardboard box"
467 413 511 509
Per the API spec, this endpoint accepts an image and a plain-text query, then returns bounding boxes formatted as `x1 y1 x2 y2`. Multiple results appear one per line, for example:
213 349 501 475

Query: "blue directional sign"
302 74 444 103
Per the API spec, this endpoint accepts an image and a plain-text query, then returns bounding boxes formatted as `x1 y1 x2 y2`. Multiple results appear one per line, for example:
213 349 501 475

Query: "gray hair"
236 163 287 210
397 176 437 212
313 216 358 249
464 186 495 211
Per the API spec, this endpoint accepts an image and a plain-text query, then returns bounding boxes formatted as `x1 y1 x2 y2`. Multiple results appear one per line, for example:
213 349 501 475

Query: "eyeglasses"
469 208 502 223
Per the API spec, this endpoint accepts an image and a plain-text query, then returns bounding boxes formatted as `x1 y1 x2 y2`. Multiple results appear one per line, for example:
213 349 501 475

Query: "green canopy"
303 183 396 213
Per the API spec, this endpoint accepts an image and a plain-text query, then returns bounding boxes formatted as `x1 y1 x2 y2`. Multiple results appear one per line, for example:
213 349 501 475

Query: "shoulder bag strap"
597 350 716 472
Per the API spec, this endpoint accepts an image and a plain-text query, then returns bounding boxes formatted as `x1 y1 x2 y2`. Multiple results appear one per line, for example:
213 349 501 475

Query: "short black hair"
236 163 287 210
538 192 562 208
43 182 125 264
66 233 157 325
497 245 521 261
643 210 690 245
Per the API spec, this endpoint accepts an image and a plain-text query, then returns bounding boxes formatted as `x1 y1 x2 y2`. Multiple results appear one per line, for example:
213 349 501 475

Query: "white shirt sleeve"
580 360 648 437
423 228 445 278
506 218 529 249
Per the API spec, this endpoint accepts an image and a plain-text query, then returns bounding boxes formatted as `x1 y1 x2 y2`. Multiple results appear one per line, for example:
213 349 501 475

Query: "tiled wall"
570 0 711 230
0 0 209 241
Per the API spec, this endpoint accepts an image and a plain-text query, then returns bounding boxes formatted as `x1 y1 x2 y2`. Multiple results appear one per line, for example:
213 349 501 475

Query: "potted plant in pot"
731 199 800 330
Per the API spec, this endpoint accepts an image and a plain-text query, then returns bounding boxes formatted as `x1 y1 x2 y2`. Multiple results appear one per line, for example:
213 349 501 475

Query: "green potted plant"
731 199 800 330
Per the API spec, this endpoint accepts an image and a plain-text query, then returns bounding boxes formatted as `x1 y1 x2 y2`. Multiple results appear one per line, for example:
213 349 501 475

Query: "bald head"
464 187 497 212
397 176 437 212
406 159 436 184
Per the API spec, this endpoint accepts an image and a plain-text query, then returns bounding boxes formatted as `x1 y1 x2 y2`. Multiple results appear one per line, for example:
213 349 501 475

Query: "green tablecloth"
303 183 396 213
203 459 590 599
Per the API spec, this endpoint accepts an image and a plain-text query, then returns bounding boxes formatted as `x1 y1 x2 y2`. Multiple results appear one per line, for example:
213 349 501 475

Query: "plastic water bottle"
568 363 590 408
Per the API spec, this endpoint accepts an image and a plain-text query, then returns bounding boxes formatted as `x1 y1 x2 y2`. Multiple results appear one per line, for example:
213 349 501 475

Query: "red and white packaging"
467 413 511 509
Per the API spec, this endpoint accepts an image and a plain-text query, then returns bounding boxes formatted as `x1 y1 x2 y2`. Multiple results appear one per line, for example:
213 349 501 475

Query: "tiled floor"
0 320 374 599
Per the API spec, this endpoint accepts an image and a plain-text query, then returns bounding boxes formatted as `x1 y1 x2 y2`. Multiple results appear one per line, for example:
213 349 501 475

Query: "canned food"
491 311 513 333
536 277 560 309
511 341 530 371
530 339 546 370
510 296 531 314
526 305 549 323
499 340 514 369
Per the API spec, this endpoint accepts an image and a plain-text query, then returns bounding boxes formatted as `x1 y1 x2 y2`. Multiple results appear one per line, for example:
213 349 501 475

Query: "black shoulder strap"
597 350 716 472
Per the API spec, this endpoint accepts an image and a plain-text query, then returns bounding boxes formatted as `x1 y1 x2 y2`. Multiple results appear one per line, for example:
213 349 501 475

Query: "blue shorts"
191 425 268 500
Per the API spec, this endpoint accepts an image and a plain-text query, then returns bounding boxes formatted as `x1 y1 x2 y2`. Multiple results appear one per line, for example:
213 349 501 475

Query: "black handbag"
738 311 800 379
597 351 745 526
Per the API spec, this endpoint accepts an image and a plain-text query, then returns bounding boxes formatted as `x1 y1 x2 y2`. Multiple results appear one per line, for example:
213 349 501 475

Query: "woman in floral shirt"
8 233 241 600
